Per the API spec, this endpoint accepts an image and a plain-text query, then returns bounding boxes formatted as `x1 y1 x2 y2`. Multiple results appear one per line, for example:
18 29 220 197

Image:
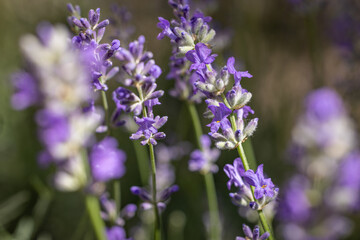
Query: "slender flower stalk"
186 102 221 240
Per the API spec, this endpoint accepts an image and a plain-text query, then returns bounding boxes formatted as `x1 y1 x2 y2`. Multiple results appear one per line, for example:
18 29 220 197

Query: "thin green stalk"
221 94 275 240
85 195 106 240
186 102 221 240
149 144 161 240
132 140 149 186
101 90 111 136
81 149 106 240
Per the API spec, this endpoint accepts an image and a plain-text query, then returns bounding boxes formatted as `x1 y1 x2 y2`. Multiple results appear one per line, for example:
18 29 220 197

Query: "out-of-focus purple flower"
226 57 252 85
11 71 41 110
90 137 126 182
278 175 311 222
131 185 179 211
305 88 344 122
189 135 220 173
242 164 277 200
106 226 127 240
206 103 232 133
100 193 137 226
186 43 217 72
130 116 167 145
36 110 70 152
339 151 360 189
236 224 270 240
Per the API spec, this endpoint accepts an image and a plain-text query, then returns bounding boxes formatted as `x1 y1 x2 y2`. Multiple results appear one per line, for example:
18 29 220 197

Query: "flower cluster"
224 158 278 211
236 224 270 240
278 88 360 239
11 23 101 191
67 3 120 91
112 35 167 146
156 0 217 103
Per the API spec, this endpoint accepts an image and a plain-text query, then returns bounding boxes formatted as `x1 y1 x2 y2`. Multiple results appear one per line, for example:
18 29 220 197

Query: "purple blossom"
305 88 344 122
189 135 220 173
36 110 70 152
100 194 137 226
227 57 252 85
186 43 217 72
130 116 167 145
224 158 246 190
106 226 127 240
11 71 41 110
236 224 270 240
242 164 276 200
157 17 177 40
90 137 126 182
278 175 311 222
207 103 232 133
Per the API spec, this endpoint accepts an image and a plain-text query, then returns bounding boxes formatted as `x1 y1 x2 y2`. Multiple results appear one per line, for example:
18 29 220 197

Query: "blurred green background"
1 0 360 239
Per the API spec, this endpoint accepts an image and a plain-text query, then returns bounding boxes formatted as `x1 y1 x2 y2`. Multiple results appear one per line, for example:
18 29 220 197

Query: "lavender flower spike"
130 115 167 145
236 224 270 240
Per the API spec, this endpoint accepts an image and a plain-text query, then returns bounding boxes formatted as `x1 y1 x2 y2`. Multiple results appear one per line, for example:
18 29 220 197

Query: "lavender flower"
236 224 269 240
224 158 253 207
186 43 217 73
227 57 253 85
208 106 258 150
206 103 232 133
129 115 167 145
189 135 220 173
90 137 126 182
242 164 277 200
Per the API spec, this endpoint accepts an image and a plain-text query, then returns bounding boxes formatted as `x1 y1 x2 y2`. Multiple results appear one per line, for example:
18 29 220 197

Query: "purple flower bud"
96 19 110 30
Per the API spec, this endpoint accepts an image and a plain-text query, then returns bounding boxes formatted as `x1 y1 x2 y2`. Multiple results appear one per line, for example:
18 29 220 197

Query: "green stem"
132 140 149 186
186 102 221 240
101 90 111 136
258 210 274 240
81 149 106 240
149 144 161 240
186 102 203 148
204 173 221 240
221 94 275 240
85 195 106 240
